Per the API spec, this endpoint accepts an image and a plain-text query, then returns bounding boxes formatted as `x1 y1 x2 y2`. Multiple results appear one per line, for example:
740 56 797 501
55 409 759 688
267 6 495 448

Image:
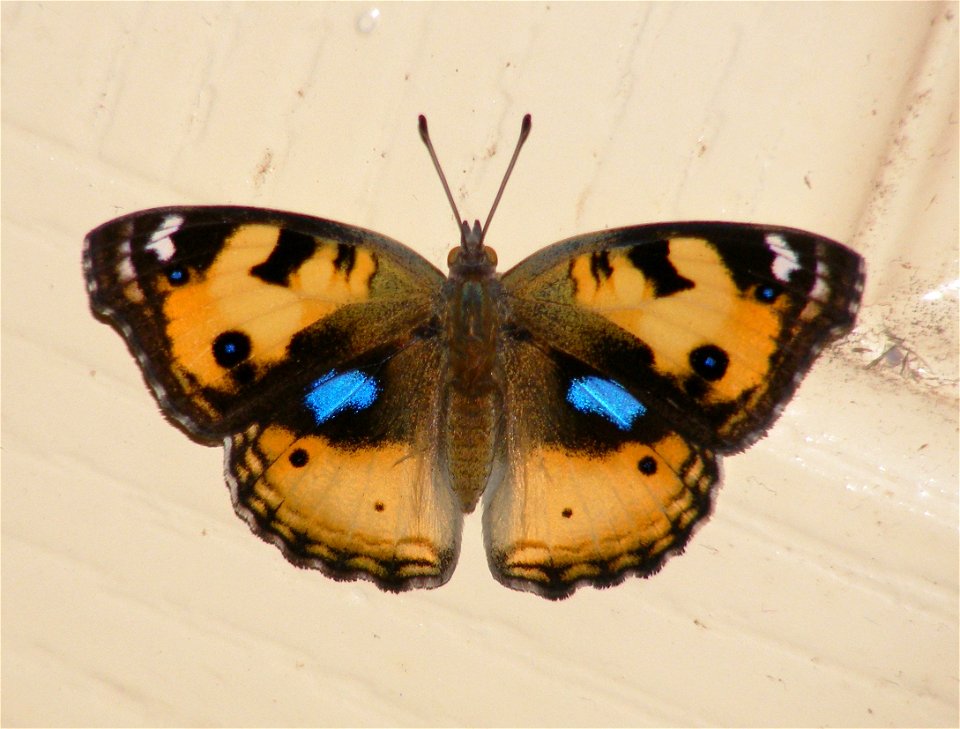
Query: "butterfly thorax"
444 223 503 393
440 226 506 512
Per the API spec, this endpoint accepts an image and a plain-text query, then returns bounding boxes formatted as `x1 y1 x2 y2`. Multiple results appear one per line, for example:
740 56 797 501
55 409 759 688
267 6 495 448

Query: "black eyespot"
755 283 780 302
213 331 251 368
289 449 308 467
638 456 657 475
561 508 573 518
165 265 189 285
374 501 385 512
689 345 729 381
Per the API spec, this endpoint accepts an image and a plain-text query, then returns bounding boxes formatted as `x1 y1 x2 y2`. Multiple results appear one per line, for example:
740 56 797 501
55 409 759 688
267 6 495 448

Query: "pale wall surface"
3 3 958 727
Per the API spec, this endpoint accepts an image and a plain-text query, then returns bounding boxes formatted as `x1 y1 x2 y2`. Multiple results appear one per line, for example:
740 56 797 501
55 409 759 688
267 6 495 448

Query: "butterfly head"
447 219 498 273
419 114 530 277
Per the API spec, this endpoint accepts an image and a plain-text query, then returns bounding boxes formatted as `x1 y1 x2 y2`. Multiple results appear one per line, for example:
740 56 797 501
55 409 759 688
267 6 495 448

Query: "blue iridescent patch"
566 376 646 431
304 369 379 425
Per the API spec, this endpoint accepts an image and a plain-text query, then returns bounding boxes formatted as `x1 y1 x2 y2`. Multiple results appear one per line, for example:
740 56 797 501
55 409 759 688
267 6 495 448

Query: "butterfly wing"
488 223 864 597
486 337 720 598
84 206 444 439
226 335 462 589
502 222 864 451
85 206 462 590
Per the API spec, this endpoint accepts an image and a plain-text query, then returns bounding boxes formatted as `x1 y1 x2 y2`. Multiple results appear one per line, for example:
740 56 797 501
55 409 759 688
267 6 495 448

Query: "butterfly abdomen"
442 388 502 513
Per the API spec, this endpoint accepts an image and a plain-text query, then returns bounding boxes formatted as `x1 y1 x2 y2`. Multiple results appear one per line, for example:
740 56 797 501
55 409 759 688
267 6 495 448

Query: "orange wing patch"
162 225 377 392
570 236 787 404
486 433 717 595
229 424 461 586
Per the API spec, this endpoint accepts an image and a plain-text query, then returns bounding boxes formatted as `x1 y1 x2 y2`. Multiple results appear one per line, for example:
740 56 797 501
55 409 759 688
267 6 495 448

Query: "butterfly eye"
212 331 251 368
689 345 729 381
447 248 460 266
483 246 498 266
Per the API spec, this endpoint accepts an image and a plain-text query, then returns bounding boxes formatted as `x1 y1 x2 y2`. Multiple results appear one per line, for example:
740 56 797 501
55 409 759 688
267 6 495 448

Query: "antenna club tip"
519 113 532 142
418 115 429 139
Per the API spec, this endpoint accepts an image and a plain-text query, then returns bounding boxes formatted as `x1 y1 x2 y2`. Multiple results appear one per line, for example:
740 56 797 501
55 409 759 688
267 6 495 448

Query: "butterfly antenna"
419 115 467 245
481 114 532 242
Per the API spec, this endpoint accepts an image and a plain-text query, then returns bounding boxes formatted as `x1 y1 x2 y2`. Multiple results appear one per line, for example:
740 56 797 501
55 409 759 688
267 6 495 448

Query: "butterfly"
84 115 864 599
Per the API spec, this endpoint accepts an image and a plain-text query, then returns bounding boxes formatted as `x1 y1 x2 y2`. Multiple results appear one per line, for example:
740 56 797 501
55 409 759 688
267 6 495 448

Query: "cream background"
3 3 958 726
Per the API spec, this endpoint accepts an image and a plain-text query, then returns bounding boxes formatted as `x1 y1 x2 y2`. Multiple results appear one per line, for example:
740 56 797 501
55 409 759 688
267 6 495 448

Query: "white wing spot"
145 214 184 262
151 214 185 240
767 233 800 283
811 260 830 300
117 240 136 283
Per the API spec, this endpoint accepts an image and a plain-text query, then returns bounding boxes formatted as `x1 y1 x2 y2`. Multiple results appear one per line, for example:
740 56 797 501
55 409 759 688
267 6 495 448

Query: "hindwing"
226 337 462 590
486 339 719 598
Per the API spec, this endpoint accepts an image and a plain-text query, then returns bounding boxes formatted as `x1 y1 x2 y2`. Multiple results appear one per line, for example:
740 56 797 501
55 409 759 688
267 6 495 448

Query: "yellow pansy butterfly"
84 116 864 599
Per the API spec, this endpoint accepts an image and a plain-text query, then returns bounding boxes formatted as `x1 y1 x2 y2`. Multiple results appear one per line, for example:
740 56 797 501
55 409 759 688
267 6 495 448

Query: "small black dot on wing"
638 456 657 475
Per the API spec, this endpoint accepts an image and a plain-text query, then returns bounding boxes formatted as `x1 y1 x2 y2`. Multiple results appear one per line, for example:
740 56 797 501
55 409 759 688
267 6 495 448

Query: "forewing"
84 206 445 440
502 222 864 452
